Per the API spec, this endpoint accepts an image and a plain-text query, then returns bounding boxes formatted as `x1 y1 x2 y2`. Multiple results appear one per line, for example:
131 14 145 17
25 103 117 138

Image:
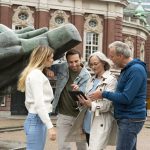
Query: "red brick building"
0 0 150 116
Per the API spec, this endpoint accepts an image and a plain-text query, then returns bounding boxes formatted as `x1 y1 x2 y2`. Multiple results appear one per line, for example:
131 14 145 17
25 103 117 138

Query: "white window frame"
84 32 100 62
83 14 103 62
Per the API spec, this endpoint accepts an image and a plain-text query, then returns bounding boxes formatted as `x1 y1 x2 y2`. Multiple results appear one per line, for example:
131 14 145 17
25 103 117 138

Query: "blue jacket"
51 62 91 113
102 59 147 119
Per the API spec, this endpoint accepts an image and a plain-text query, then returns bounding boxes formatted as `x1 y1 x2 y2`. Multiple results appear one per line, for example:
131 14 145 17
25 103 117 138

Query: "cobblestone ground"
0 123 150 150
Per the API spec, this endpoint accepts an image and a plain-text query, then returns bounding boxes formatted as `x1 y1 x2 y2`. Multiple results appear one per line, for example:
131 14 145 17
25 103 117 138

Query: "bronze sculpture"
0 24 82 95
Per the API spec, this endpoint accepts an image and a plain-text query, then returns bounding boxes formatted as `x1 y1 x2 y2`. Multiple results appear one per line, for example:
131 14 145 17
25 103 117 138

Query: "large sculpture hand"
0 24 82 94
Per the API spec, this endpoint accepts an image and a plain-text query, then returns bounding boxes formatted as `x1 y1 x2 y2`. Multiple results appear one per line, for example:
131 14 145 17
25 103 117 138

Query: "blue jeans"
24 113 47 150
83 109 92 134
116 119 144 150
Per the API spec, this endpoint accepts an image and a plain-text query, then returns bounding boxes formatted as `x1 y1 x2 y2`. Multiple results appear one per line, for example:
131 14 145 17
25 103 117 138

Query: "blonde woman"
18 45 56 150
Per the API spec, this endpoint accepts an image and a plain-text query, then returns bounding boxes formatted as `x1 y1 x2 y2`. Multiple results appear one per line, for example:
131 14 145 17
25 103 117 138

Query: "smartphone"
69 90 87 101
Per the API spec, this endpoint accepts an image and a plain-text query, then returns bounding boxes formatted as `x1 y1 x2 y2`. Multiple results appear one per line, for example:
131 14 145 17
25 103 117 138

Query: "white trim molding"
84 14 103 33
12 5 34 28
49 10 69 29
124 36 134 57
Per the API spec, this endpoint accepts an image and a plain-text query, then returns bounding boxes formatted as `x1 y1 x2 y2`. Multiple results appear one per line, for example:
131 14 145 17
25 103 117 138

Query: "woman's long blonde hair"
17 45 54 92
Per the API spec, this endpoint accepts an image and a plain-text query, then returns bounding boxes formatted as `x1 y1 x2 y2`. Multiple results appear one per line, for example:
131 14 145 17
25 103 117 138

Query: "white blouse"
25 69 54 129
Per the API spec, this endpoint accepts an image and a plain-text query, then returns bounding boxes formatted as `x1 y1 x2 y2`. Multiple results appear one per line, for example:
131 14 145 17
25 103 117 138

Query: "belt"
116 118 146 122
128 118 146 122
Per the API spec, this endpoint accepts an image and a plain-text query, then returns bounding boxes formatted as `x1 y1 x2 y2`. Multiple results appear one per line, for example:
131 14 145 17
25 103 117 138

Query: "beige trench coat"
65 71 118 149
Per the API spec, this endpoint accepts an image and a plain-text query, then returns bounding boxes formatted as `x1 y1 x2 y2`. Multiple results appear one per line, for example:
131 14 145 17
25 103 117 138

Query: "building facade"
0 0 150 116
129 0 150 10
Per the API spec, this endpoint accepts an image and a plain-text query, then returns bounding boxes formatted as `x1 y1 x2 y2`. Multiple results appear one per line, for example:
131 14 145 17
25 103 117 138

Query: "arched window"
84 14 103 62
49 10 69 29
124 37 134 57
140 41 145 61
85 32 99 61
12 6 34 30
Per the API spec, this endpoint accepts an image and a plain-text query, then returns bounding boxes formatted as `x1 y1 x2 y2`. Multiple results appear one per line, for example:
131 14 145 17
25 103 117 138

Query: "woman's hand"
77 95 92 108
48 127 56 141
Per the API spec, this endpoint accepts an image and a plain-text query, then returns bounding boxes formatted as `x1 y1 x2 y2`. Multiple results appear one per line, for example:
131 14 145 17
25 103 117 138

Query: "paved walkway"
0 116 150 150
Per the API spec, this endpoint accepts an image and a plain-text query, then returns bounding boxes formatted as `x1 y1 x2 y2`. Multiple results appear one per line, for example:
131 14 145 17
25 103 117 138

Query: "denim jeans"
83 109 92 134
116 119 144 150
24 113 47 150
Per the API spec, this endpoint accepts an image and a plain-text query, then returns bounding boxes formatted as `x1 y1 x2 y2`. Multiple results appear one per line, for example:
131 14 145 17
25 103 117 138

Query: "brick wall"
35 11 49 29
0 5 12 27
103 18 116 55
115 17 123 41
147 80 150 109
145 35 150 72
71 14 84 54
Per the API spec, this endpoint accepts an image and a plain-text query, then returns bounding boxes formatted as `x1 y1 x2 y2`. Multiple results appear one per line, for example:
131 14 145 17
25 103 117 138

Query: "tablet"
69 91 87 101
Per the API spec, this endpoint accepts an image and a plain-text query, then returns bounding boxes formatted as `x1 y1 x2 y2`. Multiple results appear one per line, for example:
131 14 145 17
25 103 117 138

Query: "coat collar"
91 70 111 81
